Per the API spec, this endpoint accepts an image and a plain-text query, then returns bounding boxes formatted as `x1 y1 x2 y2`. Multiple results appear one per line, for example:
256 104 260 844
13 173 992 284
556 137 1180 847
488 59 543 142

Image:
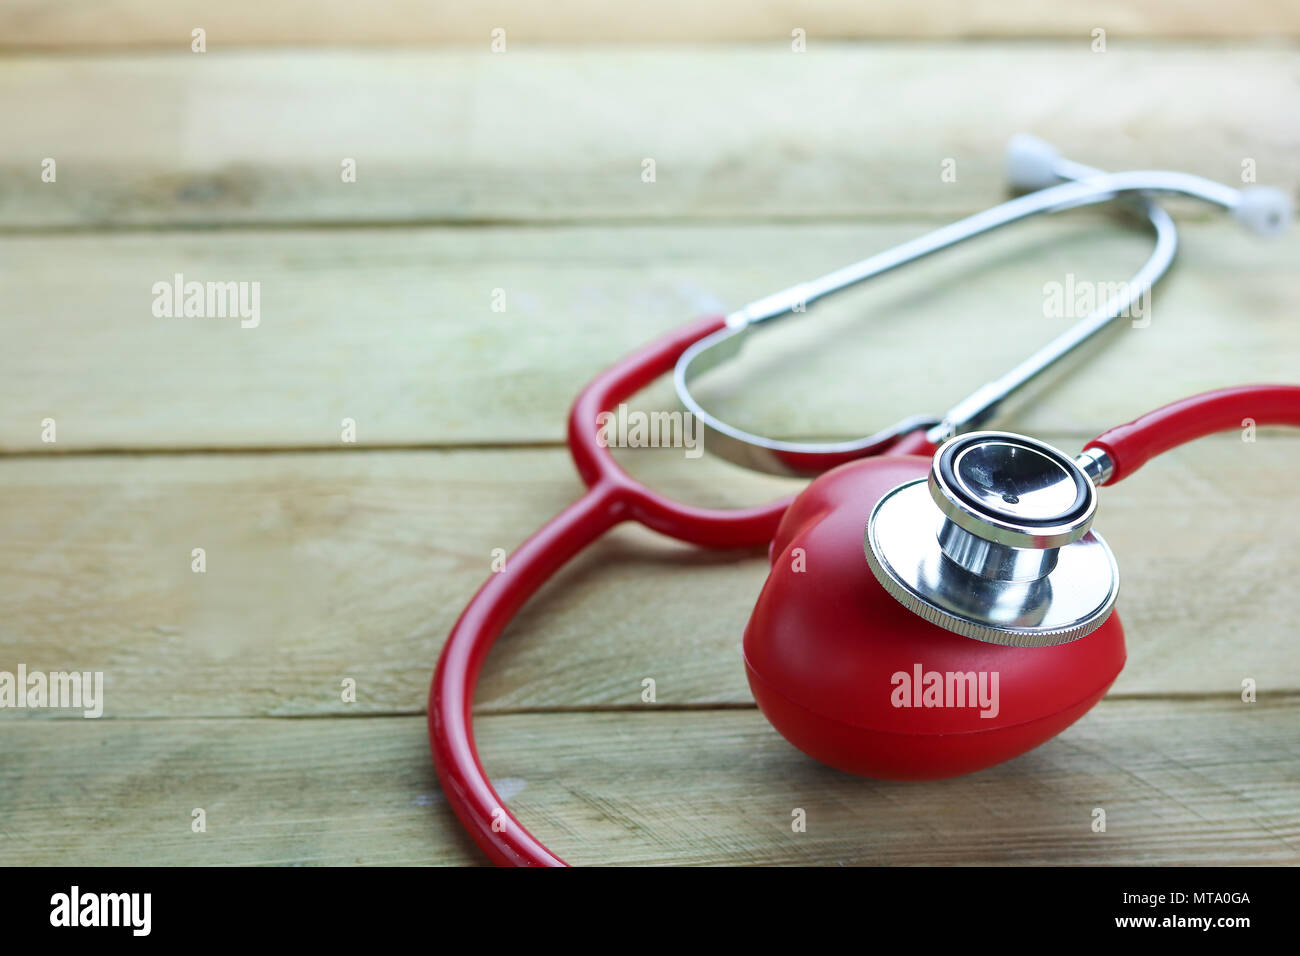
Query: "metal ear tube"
676 136 1292 476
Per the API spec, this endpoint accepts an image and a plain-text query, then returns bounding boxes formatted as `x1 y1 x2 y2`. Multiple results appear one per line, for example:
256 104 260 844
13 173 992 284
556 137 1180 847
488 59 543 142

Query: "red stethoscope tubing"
428 310 1300 866
1085 384 1300 484
430 316 809 866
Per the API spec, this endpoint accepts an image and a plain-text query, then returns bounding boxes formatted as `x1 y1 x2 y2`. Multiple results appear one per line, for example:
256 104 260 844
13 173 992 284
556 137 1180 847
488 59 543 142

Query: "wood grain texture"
1 46 1296 228
2 701 1296 865
3 220 1298 452
1 435 1295 720
1 0 1297 48
3 36 1298 868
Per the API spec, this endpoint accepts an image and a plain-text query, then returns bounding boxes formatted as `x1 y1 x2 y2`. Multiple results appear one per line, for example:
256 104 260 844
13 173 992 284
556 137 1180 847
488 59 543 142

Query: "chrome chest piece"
864 431 1120 646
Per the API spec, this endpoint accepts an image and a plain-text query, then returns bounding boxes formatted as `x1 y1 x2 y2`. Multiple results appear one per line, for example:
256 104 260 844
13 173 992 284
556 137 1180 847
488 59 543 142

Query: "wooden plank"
2 701 1296 865
0 47 1295 227
1 1 1296 48
1 435 1296 720
3 220 1297 452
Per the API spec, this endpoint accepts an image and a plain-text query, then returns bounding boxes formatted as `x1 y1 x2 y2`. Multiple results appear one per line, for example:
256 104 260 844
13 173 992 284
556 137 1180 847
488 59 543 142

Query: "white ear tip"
1005 134 1062 192
1233 186 1293 237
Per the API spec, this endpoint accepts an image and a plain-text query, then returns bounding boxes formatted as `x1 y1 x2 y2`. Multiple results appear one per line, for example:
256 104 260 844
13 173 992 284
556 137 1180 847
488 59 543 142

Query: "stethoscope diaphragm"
864 431 1120 647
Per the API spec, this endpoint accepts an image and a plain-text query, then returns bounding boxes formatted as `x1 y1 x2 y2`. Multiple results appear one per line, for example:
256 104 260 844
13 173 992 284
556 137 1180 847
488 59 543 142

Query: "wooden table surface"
1 3 1298 866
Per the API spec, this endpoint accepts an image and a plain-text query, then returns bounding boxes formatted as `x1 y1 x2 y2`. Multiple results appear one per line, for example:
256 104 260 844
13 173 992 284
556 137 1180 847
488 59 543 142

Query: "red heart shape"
744 454 1126 779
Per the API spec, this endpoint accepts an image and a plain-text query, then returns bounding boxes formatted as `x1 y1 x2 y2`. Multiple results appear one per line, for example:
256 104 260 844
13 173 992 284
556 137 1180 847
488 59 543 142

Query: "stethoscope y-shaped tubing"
428 316 843 866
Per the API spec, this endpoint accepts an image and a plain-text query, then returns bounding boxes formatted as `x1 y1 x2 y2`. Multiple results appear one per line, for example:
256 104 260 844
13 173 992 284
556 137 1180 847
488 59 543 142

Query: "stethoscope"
428 135 1296 866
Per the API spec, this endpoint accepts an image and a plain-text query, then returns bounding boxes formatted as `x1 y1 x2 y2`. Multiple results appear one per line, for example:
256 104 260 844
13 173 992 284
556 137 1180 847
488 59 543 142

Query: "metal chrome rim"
864 479 1120 647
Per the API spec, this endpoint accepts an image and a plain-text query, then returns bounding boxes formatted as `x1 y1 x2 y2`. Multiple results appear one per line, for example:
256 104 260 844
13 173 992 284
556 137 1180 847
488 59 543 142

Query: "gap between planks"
7 690 1300 723
1 437 1297 718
